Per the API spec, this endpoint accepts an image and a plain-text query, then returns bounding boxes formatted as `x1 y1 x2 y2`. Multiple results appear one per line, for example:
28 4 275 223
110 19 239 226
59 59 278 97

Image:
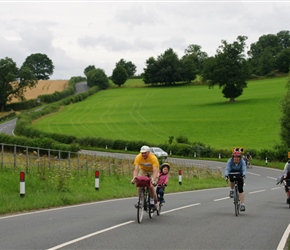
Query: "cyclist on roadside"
131 145 159 210
245 151 252 168
282 159 290 204
157 163 170 204
225 151 247 211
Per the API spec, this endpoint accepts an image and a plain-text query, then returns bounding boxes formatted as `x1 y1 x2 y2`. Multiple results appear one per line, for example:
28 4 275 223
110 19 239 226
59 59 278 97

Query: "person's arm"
241 159 247 178
152 166 158 184
283 163 290 178
163 175 169 185
131 156 139 183
225 159 231 178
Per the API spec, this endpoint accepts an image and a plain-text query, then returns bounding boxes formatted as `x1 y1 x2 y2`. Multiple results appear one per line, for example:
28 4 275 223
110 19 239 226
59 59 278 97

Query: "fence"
0 143 222 178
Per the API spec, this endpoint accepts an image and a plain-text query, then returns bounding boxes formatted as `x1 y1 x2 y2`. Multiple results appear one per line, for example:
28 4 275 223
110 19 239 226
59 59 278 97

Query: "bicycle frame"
228 172 241 216
135 176 158 223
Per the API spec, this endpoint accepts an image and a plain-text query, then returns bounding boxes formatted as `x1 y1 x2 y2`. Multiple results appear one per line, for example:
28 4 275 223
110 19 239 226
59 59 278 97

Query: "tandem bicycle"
134 176 159 223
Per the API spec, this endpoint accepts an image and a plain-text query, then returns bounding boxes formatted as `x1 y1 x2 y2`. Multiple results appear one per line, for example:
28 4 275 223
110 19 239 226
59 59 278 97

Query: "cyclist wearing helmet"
157 163 170 203
131 145 160 210
225 151 247 211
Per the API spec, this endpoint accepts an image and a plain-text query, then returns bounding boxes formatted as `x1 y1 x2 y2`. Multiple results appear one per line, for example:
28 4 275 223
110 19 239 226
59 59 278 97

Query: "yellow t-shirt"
134 153 159 172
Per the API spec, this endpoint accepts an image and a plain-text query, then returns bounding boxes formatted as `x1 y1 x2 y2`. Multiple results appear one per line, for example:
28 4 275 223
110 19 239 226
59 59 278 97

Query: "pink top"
157 172 169 187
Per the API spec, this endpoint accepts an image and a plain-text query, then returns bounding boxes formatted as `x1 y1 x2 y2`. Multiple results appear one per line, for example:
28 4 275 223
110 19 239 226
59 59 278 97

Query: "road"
0 117 17 135
0 163 289 250
0 82 89 136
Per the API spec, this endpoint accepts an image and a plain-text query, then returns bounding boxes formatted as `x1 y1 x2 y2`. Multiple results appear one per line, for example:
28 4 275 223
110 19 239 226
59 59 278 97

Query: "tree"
115 59 136 77
22 53 54 80
143 48 183 85
180 54 199 83
202 36 249 102
86 68 109 90
276 48 290 73
111 66 128 87
0 57 37 111
248 30 290 76
84 65 96 77
280 74 290 147
184 44 208 72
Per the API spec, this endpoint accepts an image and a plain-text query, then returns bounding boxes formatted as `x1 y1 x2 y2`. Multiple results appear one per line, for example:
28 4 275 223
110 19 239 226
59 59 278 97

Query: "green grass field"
33 77 287 151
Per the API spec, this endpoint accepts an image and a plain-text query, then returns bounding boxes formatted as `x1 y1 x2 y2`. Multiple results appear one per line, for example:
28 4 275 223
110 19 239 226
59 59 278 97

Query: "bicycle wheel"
148 190 154 218
157 202 162 215
137 189 144 223
234 189 239 217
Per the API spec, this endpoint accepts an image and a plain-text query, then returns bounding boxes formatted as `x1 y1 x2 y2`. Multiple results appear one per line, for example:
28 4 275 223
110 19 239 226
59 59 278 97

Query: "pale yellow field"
10 80 69 103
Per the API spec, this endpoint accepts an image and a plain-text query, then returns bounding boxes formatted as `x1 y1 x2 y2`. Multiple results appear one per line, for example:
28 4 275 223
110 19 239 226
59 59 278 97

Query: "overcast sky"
0 1 289 80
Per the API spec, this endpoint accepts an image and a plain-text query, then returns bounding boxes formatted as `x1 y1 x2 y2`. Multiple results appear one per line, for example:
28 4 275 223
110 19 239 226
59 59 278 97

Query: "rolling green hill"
33 77 287 151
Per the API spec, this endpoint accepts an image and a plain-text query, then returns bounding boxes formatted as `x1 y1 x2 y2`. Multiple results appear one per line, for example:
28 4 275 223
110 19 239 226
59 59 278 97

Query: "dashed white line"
47 220 135 250
249 190 266 194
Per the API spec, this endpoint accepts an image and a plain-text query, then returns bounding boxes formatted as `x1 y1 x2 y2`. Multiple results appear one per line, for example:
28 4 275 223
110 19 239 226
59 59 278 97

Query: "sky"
0 1 290 80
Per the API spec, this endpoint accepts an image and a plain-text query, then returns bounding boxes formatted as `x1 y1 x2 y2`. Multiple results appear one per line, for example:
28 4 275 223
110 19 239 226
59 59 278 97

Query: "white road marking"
46 220 135 250
214 197 229 201
247 172 260 176
267 176 278 180
161 203 201 214
277 223 290 250
249 190 266 194
47 203 201 249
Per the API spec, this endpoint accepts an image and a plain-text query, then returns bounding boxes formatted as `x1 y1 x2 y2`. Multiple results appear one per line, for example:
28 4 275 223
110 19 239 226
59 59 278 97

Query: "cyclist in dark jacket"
282 160 290 203
225 151 247 211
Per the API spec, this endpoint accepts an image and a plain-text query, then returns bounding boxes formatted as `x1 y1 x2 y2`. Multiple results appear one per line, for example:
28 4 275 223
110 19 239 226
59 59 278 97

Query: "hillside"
9 80 68 103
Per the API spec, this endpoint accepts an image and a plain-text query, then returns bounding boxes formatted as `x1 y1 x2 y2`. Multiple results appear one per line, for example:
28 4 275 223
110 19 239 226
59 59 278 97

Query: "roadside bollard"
95 170 99 190
20 172 25 197
266 157 268 165
179 169 182 185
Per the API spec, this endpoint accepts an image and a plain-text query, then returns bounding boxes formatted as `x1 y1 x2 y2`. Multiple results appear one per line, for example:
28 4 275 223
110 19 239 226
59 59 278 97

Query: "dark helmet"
232 151 241 157
160 163 170 172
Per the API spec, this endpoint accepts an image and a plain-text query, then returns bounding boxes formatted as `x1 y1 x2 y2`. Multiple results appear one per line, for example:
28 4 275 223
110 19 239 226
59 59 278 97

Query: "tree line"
1 30 289 111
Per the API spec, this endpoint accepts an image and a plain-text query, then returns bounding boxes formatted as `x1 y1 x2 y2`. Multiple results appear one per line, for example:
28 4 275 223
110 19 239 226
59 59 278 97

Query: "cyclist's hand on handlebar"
131 176 137 184
151 178 157 186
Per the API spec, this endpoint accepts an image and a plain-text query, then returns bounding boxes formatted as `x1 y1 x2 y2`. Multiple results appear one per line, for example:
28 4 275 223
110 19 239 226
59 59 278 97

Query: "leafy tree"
248 30 290 76
180 54 199 83
0 57 37 111
84 65 96 77
276 48 290 73
202 36 249 102
143 57 160 85
184 44 208 72
143 48 183 85
22 53 54 80
86 68 109 90
111 66 128 87
115 59 136 77
280 74 290 147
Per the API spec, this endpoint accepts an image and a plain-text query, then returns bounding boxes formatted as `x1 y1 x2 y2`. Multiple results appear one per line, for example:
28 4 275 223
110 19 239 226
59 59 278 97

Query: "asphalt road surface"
0 163 289 250
0 117 17 135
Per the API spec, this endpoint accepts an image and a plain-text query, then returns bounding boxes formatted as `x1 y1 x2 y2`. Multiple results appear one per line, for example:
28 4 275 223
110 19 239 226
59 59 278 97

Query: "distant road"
75 81 89 94
0 118 17 135
0 82 89 137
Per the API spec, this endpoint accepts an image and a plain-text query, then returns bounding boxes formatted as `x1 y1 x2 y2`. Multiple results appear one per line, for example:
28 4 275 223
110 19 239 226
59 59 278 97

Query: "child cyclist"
156 163 170 203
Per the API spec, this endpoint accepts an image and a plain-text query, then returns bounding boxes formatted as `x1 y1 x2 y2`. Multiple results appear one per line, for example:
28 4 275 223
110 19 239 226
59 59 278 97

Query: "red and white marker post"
20 172 25 197
178 169 182 185
95 170 99 190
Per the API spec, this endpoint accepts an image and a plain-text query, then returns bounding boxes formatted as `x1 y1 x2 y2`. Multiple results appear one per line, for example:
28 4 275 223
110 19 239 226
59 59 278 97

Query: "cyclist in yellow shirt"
131 145 159 210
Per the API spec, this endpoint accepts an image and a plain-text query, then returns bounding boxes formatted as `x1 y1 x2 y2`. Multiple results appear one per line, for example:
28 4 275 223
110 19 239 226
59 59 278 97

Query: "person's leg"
158 187 165 202
238 179 246 211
